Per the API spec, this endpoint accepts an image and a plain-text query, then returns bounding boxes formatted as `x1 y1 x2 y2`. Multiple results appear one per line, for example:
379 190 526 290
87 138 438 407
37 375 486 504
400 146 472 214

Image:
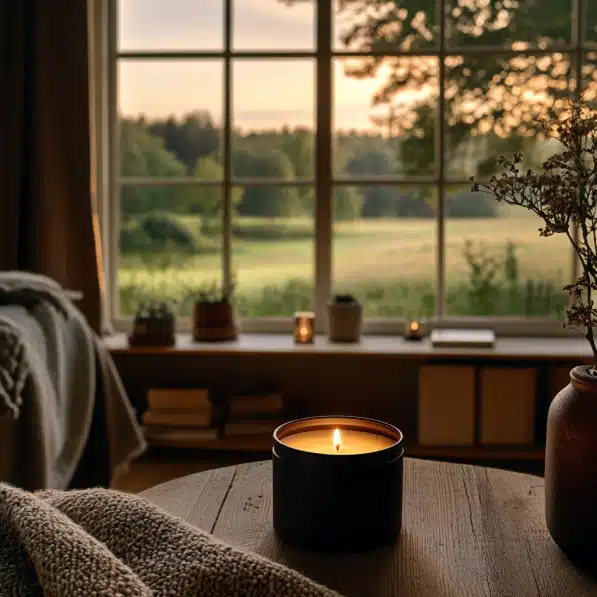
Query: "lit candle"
281 426 395 455
294 311 315 344
273 416 404 552
404 318 423 341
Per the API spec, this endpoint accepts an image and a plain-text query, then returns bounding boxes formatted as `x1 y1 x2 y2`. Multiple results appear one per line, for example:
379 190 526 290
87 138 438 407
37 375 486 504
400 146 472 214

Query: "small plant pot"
129 312 176 348
129 319 175 347
193 301 238 342
327 301 363 343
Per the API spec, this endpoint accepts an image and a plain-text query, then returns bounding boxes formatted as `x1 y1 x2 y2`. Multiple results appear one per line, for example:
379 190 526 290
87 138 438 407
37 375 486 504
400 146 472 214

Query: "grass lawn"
119 214 570 302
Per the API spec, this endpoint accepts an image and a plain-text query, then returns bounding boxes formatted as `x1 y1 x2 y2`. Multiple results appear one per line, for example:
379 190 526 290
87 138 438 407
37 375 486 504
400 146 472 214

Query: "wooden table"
140 458 597 597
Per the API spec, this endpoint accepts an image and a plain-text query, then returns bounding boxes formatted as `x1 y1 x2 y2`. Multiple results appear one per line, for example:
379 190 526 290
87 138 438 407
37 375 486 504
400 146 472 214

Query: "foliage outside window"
112 0 597 326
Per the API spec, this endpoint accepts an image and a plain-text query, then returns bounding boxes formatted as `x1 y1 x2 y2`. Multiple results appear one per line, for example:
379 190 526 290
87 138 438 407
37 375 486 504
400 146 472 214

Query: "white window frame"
97 0 593 337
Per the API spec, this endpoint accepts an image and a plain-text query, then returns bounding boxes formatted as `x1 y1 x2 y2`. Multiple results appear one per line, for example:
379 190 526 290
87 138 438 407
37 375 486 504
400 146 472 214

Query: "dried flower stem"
471 96 597 365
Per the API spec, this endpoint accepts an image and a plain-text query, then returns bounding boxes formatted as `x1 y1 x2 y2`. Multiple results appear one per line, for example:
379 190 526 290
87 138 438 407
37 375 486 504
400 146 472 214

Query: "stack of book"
142 388 217 443
223 392 284 439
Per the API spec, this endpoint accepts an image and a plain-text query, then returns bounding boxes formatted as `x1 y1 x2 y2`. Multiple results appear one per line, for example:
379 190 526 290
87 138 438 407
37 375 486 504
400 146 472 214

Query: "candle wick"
335 444 340 452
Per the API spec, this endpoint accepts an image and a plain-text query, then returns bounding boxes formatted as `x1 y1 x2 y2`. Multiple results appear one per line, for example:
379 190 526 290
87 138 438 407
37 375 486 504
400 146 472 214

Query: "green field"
119 213 571 318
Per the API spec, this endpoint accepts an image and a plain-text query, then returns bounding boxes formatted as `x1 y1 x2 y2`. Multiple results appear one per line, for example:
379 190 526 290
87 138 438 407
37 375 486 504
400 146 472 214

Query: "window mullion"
436 0 447 318
314 0 333 332
223 0 233 295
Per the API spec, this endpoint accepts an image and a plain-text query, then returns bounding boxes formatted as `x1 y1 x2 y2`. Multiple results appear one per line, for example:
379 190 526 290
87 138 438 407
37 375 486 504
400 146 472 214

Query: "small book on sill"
430 329 496 348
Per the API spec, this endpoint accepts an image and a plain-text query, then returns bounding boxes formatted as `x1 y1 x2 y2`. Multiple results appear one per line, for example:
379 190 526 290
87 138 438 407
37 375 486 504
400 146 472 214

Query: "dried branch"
471 96 597 365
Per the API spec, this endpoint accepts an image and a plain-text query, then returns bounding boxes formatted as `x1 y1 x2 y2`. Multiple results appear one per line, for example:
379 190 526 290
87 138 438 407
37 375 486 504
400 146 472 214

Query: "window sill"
103 333 592 361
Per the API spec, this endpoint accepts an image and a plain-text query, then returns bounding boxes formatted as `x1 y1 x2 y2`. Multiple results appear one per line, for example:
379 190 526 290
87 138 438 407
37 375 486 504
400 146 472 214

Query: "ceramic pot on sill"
545 365 597 567
326 297 363 343
192 301 238 342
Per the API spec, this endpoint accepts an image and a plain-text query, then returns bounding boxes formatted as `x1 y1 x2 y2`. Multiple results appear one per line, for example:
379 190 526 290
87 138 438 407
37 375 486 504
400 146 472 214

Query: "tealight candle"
404 318 423 341
273 416 404 552
294 311 315 344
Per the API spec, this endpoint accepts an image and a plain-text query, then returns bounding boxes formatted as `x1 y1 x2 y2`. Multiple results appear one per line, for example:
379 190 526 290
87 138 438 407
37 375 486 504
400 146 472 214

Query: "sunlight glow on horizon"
117 0 406 132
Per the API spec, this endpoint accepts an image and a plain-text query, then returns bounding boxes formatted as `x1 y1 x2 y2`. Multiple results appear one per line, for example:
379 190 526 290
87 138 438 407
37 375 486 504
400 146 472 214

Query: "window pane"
444 187 570 318
232 60 315 180
232 186 314 316
334 0 438 52
586 3 597 45
119 61 223 179
233 0 315 51
583 52 597 100
118 185 223 316
334 57 438 178
333 185 437 317
446 0 572 48
445 53 574 180
118 0 223 51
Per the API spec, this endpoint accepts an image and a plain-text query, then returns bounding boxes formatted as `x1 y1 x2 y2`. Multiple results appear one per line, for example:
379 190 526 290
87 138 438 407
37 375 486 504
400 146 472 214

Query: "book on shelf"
142 409 212 428
147 388 211 412
143 425 218 443
430 329 496 348
227 393 283 420
224 419 283 437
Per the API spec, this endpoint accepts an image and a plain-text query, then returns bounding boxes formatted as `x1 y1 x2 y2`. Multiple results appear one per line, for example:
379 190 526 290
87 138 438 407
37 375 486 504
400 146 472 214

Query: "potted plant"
327 294 363 343
471 96 597 564
129 300 176 347
188 281 237 342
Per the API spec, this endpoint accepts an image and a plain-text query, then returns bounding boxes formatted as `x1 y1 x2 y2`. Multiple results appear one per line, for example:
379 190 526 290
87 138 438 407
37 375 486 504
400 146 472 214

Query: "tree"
279 128 314 179
272 1 578 177
149 111 220 174
334 186 365 221
119 118 187 215
332 0 574 175
446 191 497 218
345 148 401 217
233 148 304 217
190 156 242 233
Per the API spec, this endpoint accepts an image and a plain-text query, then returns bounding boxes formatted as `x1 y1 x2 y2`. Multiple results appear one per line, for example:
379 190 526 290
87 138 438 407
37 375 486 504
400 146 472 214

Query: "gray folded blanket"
0 483 342 597
0 271 72 419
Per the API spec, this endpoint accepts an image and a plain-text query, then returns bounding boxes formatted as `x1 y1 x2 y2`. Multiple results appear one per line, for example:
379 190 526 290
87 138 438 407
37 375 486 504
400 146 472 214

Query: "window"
109 0 594 332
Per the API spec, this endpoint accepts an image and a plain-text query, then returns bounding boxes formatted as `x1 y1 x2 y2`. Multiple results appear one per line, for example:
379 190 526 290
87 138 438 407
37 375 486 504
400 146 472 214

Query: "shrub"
446 192 498 218
138 212 198 252
232 218 313 241
120 221 153 253
121 214 222 255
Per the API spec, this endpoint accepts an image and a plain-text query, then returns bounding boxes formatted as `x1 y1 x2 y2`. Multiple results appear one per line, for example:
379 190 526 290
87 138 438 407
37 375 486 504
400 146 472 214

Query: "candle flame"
333 428 341 452
410 321 420 331
299 326 309 338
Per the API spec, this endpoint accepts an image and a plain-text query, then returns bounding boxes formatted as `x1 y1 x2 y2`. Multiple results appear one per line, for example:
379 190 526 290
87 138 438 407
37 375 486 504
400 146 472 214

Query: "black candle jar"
273 416 404 552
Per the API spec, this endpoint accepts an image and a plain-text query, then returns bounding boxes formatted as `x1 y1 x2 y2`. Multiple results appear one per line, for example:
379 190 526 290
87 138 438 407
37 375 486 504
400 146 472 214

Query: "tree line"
120 112 498 224
121 0 593 232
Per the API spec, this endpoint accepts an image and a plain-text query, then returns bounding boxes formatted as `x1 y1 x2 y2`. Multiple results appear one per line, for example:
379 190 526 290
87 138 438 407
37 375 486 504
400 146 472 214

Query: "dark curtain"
0 0 102 332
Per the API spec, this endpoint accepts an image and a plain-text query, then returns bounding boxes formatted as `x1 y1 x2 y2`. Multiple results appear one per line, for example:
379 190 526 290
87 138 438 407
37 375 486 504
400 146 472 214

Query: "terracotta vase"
545 365 597 566
192 301 237 342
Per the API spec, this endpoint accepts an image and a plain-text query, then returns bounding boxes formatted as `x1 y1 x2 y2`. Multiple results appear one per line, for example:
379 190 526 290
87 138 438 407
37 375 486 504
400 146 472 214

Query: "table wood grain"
140 458 597 597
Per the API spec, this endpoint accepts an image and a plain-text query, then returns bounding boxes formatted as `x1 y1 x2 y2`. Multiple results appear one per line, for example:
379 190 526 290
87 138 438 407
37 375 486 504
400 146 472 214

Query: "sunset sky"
117 0 395 131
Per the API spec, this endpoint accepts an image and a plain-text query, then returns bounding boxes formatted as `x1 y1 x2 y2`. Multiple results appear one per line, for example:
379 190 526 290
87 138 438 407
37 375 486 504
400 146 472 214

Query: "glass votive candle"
294 311 315 344
404 317 424 341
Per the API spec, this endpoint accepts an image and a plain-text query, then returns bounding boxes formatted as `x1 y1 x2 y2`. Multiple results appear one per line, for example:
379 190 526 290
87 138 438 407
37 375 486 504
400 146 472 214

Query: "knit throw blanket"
0 319 28 419
0 483 342 597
